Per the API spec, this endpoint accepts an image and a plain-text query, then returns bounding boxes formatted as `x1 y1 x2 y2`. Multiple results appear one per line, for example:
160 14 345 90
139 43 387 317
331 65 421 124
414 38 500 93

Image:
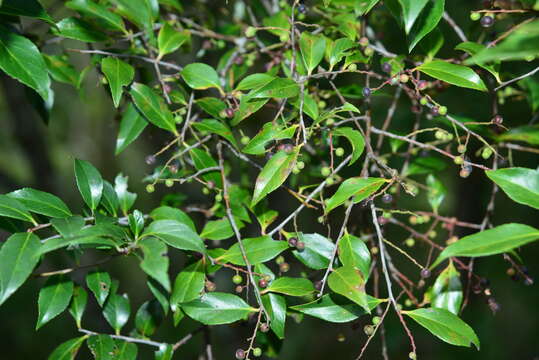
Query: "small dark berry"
258 278 268 288
288 237 298 247
260 323 270 332
472 284 483 294
235 349 246 360
362 87 372 98
480 278 490 287
420 268 431 279
511 274 520 282
225 108 235 118
145 155 156 165
382 194 393 204
480 15 494 28
431 106 440 116
298 3 307 13
314 280 323 291
492 114 503 124
382 62 392 73
296 241 305 251
521 266 529 275
283 143 294 153
487 297 500 313
524 277 534 286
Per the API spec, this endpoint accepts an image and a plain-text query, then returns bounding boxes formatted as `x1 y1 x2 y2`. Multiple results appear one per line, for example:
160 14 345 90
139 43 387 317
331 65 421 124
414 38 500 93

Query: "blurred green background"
1 0 538 359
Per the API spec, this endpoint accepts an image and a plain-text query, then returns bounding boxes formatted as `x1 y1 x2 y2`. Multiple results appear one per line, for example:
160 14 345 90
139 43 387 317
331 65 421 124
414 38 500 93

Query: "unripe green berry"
359 37 369 47
399 74 409 83
292 167 300 174
405 238 415 247
245 26 257 38
435 130 445 140
404 299 413 307
348 63 357 71
215 194 223 202
438 106 447 115
364 47 374 56
317 216 324 224
279 262 290 272
296 161 305 170
454 156 464 165
335 147 345 157
165 179 174 187
409 352 417 360
482 147 493 159
241 136 250 145
326 177 335 185
321 166 331 177
232 275 243 285
202 187 210 195
363 325 375 336
146 184 155 193
470 11 481 21
279 33 289 42
372 316 381 325
325 117 334 126
419 97 428 106
318 100 327 109
252 348 262 357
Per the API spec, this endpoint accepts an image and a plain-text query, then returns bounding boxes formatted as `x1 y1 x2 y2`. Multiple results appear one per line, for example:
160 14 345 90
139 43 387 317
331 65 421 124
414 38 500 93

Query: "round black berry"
382 194 393 204
480 15 494 28
492 114 503 125
258 278 268 288
420 268 431 279
362 87 372 98
288 237 298 247
382 62 392 73
235 349 246 360
298 3 307 14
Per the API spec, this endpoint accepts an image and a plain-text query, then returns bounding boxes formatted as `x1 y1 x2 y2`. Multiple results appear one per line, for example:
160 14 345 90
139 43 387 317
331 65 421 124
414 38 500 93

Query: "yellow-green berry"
165 179 174 187
482 147 493 159
454 156 464 165
321 166 331 177
457 144 467 153
252 348 262 357
146 184 155 193
232 275 243 285
438 106 447 116
245 26 257 38
405 238 415 247
335 147 345 157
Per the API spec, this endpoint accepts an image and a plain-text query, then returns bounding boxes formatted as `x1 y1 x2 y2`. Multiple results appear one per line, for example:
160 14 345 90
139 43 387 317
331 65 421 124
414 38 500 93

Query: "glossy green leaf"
417 60 487 91
101 57 134 108
47 336 87 360
139 237 170 291
219 235 289 266
181 63 221 91
243 122 297 155
432 223 539 268
142 219 205 253
74 159 103 211
86 271 111 307
182 292 256 325
327 38 356 70
325 177 387 214
328 266 369 312
249 78 300 99
235 73 274 91
155 344 174 360
158 23 189 58
231 96 268 126
338 233 371 278
50 216 85 238
192 119 238 148
0 232 41 305
263 277 315 297
407 0 444 52
196 97 226 118
300 32 326 75
170 260 204 307
292 233 335 270
52 17 108 42
0 25 52 102
43 54 81 87
36 275 74 329
0 0 54 24
428 262 462 314
130 82 177 134
455 42 501 83
87 334 115 360
291 294 383 323
496 126 539 146
251 148 299 207
135 300 164 337
100 181 119 216
110 0 153 32
8 188 71 218
332 127 365 164
115 174 137 215
103 293 130 334
426 174 446 214
69 286 88 328
399 0 429 33
200 218 235 241
486 167 539 209
403 307 479 348
150 206 196 232
261 293 286 339
190 148 222 188
115 340 138 360
0 194 36 223
66 0 126 33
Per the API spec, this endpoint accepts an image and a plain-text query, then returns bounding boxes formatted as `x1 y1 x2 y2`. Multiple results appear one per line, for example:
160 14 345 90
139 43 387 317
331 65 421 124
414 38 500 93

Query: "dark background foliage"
0 0 538 359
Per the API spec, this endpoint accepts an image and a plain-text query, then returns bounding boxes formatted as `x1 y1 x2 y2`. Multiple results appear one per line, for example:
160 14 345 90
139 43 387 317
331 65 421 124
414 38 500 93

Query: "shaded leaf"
130 82 177 134
37 275 74 329
182 292 256 325
332 127 365 164
47 336 87 360
142 219 205 253
87 334 115 360
101 57 134 108
170 260 204 307
139 237 170 291
261 293 286 339
0 194 36 223
74 159 103 211
299 32 326 75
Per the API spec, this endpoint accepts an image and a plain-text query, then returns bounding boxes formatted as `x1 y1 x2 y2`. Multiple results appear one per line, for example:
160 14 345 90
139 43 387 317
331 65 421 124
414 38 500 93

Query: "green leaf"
428 262 462 315
170 260 204 308
465 20 539 64
142 219 205 253
218 235 289 266
51 216 85 238
417 60 487 92
150 206 196 232
114 340 138 360
130 82 177 134
66 0 126 33
0 0 54 24
328 266 369 312
426 175 446 214
299 32 326 75
115 174 137 215
110 0 153 32
155 344 174 360
251 148 299 207
196 97 226 118
74 159 103 211
249 78 300 99
496 125 539 146
86 271 111 307
87 334 115 360
407 0 444 52
0 194 36 223
261 293 286 339
181 63 222 92
101 57 134 108
0 25 52 102
486 167 539 209
0 232 41 305
403 307 480 348
399 0 429 33
135 300 164 337
432 223 539 268
332 127 365 164
182 292 256 325
243 122 297 155
8 188 71 218
327 38 356 70
455 42 501 83
235 73 275 91
69 286 88 328
36 275 74 329
338 233 371 278
192 119 238 148
139 237 170 291
190 148 222 188
292 233 335 270
231 96 268 126
263 277 315 297
158 23 189 58
103 293 130 334
47 336 87 360
291 294 383 323
200 218 236 241
52 17 108 42
325 177 387 214
43 54 81 87
101 181 119 216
